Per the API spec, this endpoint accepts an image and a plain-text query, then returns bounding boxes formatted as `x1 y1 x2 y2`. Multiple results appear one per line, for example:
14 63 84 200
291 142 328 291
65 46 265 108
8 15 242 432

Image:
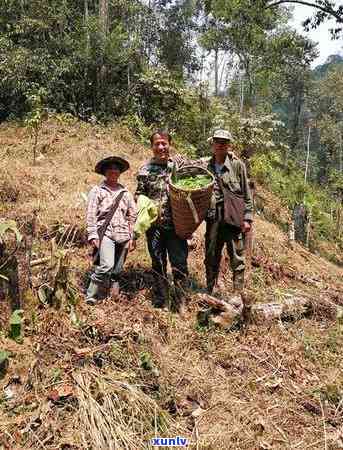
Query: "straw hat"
95 156 130 175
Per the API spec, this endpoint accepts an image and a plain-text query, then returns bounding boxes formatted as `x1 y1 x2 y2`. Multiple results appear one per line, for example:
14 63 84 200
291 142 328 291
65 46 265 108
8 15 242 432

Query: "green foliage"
329 170 343 195
0 350 10 379
207 107 287 156
140 351 159 376
50 367 62 383
173 174 212 190
0 351 10 365
120 113 152 144
24 88 48 163
157 0 200 78
313 54 343 79
0 0 341 216
8 309 24 343
251 150 342 245
134 68 188 127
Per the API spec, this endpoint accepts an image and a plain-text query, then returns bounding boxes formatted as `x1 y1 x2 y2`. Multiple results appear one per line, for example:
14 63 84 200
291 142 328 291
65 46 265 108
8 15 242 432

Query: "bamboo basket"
169 166 214 239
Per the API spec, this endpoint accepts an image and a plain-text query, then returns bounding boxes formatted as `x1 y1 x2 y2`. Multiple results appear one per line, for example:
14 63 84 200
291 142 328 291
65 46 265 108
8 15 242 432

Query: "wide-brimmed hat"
208 129 234 143
95 156 130 175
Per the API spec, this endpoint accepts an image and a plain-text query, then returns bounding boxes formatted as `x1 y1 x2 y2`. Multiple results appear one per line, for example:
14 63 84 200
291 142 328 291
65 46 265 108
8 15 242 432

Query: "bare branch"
266 0 343 22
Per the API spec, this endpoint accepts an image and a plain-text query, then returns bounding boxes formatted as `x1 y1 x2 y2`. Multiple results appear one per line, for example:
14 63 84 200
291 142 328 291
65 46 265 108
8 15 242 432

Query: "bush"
251 150 341 245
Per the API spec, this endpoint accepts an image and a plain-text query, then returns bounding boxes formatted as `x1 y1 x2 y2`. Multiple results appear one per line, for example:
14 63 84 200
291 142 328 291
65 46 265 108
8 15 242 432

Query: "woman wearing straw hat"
86 156 137 305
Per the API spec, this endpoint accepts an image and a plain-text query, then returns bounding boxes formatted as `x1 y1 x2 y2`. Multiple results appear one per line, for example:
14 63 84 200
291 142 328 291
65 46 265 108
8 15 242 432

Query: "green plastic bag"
134 195 158 238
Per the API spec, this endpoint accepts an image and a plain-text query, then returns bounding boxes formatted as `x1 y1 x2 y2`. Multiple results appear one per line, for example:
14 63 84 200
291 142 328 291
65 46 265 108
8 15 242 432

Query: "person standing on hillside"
86 156 137 305
135 130 190 312
204 130 253 294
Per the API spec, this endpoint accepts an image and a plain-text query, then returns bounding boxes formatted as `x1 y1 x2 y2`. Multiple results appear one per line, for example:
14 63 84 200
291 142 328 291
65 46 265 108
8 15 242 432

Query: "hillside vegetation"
0 120 342 449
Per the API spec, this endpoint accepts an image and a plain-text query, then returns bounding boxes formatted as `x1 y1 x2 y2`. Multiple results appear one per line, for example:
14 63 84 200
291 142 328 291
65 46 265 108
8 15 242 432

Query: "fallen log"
196 290 343 328
196 292 320 328
249 295 312 325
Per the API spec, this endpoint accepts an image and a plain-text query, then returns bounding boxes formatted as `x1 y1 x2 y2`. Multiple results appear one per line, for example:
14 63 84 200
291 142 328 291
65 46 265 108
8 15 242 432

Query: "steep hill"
312 54 343 79
0 119 342 449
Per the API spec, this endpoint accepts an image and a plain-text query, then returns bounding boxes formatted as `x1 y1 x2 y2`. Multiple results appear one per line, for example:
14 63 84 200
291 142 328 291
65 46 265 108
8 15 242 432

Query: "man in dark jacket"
204 129 253 293
135 130 189 311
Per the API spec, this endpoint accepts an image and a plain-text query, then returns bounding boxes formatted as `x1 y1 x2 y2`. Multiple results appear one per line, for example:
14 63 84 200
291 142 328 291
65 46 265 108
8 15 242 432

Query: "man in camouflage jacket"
204 129 253 293
135 130 189 311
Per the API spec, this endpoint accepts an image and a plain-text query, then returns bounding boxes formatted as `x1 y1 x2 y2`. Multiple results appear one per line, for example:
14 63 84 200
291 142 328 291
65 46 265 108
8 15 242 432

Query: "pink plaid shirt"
87 182 137 243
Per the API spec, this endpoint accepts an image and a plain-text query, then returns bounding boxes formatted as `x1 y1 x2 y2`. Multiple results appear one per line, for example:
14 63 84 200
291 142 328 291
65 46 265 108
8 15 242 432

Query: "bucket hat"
208 129 234 143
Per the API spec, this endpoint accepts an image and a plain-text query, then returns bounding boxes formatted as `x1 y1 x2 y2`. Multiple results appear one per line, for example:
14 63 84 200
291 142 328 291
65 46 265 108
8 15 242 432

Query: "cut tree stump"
197 293 243 329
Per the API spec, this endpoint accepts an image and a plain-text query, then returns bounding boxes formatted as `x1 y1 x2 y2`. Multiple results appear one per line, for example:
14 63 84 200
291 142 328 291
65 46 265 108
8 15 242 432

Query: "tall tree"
156 0 200 79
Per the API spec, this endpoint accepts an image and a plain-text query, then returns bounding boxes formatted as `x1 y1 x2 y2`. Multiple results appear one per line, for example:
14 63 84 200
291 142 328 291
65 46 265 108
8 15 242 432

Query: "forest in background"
1 4 343 448
1 0 343 252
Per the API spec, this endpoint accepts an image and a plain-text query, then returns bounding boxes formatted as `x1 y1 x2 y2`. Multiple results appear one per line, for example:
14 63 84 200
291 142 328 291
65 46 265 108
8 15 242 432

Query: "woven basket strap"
186 193 200 225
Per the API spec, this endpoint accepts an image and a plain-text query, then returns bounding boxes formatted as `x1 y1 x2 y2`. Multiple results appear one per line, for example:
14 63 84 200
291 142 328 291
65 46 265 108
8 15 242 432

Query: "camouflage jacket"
135 155 189 229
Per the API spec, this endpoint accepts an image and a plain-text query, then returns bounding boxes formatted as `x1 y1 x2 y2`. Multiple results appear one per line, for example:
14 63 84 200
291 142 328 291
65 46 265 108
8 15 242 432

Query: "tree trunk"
84 0 90 48
219 53 226 92
97 0 109 110
339 129 342 173
304 125 311 182
99 0 109 35
290 83 304 151
240 74 245 115
293 204 308 244
214 48 219 96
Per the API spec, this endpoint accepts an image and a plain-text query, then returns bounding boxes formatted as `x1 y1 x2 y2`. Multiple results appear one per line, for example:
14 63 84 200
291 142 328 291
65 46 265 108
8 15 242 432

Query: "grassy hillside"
0 118 343 449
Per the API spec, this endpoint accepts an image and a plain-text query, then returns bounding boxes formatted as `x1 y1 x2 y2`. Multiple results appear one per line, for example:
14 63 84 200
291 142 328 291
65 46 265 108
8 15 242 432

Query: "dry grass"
0 118 342 449
0 118 149 233
75 369 184 450
2 296 342 449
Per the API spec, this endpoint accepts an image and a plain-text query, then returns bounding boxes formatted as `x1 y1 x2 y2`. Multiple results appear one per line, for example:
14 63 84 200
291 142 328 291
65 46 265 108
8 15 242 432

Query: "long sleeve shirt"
87 182 137 243
135 152 253 229
205 155 253 222
135 156 190 229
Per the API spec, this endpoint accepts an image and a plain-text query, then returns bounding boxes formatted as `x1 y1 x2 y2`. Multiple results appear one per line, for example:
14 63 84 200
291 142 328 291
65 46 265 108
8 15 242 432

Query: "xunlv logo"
150 436 189 447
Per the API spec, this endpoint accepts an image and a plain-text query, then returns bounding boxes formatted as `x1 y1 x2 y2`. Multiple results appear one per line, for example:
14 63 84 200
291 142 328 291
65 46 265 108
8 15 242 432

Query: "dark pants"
205 220 245 293
146 226 189 306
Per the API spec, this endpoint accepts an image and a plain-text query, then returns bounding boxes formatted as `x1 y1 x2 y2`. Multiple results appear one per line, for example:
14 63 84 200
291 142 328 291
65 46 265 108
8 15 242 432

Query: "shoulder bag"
92 190 125 265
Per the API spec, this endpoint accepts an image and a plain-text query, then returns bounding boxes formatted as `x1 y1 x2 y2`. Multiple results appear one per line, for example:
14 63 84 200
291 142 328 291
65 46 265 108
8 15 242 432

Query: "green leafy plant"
50 367 62 383
24 88 48 165
8 310 24 343
140 351 159 377
0 350 10 379
173 174 212 190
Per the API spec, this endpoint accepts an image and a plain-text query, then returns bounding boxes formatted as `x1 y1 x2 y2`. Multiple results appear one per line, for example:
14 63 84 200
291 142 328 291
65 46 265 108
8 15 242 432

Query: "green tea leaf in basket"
174 174 212 190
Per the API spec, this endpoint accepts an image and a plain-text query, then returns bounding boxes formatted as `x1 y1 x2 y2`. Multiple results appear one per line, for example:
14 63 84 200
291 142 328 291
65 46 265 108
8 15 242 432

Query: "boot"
174 277 189 315
206 266 217 295
152 276 169 309
86 280 101 305
110 281 120 299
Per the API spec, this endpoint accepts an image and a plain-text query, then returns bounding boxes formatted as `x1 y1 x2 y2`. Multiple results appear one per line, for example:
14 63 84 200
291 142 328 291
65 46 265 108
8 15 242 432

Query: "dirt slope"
0 119 342 449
